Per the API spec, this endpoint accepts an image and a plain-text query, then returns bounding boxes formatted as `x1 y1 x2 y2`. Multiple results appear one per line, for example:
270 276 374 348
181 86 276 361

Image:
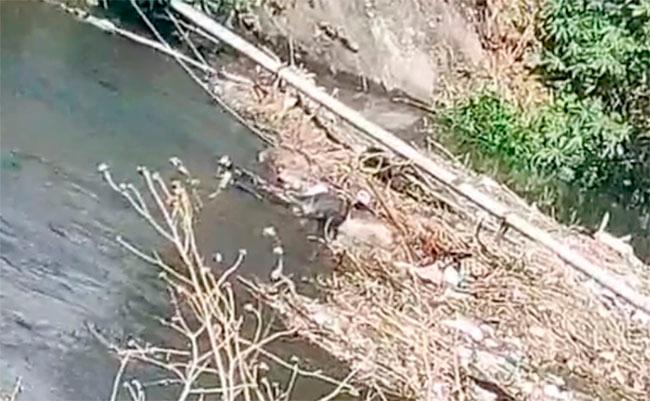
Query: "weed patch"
438 0 650 212
437 90 632 205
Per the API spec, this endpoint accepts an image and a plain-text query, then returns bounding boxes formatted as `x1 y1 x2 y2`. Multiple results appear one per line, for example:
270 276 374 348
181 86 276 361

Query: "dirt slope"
253 0 487 101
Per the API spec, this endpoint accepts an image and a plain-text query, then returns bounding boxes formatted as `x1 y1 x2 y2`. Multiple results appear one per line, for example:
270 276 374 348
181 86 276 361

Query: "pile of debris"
210 63 650 401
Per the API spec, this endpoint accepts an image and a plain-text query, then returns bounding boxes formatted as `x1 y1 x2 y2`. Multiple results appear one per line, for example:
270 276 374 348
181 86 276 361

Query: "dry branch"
96 160 358 401
0 377 22 401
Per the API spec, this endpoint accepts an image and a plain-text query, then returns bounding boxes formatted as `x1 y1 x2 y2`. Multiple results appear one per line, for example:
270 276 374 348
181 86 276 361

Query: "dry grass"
435 0 549 111
215 65 650 401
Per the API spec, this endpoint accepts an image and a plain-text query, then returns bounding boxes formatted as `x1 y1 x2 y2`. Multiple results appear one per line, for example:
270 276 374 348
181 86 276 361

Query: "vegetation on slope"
439 91 632 204
538 0 650 130
438 0 650 212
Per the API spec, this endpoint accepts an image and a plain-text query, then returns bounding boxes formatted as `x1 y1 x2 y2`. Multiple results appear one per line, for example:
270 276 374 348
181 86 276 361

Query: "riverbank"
43 1 650 400
210 51 650 401
230 0 650 261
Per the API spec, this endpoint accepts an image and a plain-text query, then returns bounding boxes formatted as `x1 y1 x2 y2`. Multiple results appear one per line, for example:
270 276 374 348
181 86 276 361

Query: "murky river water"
0 2 331 400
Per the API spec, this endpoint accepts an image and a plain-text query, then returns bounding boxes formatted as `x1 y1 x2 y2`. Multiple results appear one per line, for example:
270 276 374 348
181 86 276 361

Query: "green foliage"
538 0 650 128
438 92 532 172
438 90 633 194
530 94 632 188
439 1 650 210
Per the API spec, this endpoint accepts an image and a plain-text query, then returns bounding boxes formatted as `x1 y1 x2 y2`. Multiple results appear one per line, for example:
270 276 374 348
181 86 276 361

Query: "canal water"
0 2 331 400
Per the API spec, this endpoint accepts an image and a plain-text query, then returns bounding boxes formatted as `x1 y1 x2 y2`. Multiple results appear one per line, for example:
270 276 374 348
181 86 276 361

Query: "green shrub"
438 90 632 196
438 92 532 172
438 0 649 214
538 0 650 128
529 94 632 188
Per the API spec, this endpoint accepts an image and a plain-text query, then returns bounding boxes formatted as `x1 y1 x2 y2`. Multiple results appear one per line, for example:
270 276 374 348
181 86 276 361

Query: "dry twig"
97 160 358 401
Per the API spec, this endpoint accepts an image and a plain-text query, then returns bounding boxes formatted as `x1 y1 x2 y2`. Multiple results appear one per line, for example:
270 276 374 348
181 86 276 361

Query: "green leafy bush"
538 0 650 128
439 1 649 206
529 94 632 188
438 90 632 195
438 92 532 172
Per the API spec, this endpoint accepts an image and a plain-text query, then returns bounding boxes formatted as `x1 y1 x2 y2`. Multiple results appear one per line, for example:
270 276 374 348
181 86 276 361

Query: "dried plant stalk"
97 161 358 401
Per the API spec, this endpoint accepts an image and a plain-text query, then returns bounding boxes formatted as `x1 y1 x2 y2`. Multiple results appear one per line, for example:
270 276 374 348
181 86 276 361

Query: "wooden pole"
169 0 650 314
